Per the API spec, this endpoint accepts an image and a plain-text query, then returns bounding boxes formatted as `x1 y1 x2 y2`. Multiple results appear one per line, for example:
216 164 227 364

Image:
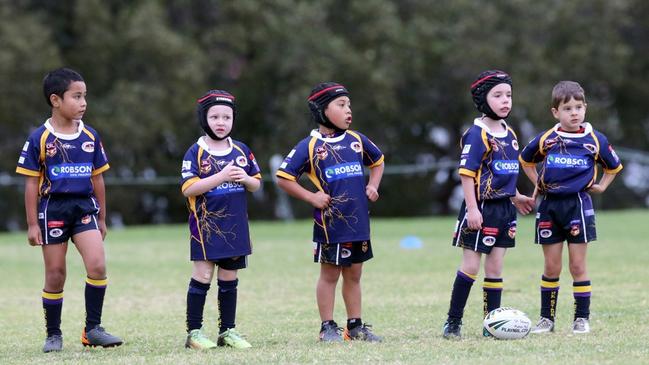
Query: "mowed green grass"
1 210 648 364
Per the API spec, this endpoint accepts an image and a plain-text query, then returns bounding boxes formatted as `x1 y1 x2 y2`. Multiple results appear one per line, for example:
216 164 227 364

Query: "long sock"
483 278 503 317
43 290 63 336
540 275 560 321
218 279 238 333
573 280 591 320
447 270 476 320
85 277 107 332
186 278 211 332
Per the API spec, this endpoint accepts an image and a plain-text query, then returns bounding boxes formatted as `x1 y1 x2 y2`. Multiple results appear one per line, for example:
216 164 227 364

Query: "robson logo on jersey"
493 160 519 174
547 154 589 169
50 163 93 179
324 162 363 181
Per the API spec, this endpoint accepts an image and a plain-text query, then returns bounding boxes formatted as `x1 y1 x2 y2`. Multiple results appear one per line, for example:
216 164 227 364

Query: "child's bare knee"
46 267 66 287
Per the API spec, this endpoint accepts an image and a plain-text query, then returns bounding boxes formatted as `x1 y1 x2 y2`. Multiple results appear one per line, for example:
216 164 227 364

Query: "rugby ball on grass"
483 307 531 339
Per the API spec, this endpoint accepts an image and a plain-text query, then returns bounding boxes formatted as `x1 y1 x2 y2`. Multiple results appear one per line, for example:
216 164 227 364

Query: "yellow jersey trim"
92 164 110 176
181 177 200 192
16 166 41 177
369 155 385 168
276 170 297 181
459 168 477 178
518 155 536 167
604 164 623 174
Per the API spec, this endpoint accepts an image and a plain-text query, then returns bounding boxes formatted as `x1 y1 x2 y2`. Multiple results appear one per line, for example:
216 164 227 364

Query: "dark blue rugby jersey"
181 137 261 260
458 119 520 201
519 122 623 195
276 130 384 244
16 120 110 196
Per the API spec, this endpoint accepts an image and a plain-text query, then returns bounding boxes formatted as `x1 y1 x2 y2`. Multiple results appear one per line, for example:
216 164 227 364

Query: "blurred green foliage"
1 0 647 227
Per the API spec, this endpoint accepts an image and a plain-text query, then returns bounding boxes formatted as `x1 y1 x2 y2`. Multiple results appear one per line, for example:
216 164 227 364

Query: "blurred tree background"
1 0 648 230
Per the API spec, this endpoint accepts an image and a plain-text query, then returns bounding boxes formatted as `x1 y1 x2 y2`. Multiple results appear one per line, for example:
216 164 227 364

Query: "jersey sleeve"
458 127 487 177
238 142 262 179
16 132 41 177
276 139 310 182
180 146 201 192
519 133 544 166
594 132 623 174
359 133 384 167
92 133 110 176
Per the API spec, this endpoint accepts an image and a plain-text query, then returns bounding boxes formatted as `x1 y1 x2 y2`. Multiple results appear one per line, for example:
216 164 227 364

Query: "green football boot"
217 328 252 349
185 329 217 350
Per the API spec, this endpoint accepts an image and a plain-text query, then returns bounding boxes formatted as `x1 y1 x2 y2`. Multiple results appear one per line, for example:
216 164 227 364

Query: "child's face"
486 83 512 119
206 104 234 139
324 96 352 130
52 81 87 121
552 97 586 131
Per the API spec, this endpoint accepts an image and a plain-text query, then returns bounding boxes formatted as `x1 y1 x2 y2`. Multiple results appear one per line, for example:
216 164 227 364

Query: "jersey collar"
553 122 592 138
197 136 233 156
473 118 509 138
310 129 347 143
44 118 85 140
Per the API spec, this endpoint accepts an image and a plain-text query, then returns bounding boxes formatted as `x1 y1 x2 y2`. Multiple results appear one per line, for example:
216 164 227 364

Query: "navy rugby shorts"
452 198 517 254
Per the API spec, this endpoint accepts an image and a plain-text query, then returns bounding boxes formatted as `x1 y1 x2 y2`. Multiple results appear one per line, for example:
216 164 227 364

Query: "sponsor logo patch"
81 215 92 225
49 163 92 180
200 160 212 174
482 227 500 236
508 225 517 239
49 228 63 238
482 236 496 246
47 220 65 228
236 155 247 167
462 144 471 154
546 154 590 169
609 145 620 162
23 141 30 151
362 241 368 253
46 143 57 157
540 229 552 238
207 181 245 196
18 156 25 164
315 146 328 160
583 143 597 154
351 141 362 153
324 162 363 181
539 221 553 229
341 248 352 258
493 160 519 174
182 160 192 171
82 141 95 153
511 140 519 151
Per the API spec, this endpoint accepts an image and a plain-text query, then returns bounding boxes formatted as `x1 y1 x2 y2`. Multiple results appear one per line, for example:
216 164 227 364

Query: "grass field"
1 210 649 364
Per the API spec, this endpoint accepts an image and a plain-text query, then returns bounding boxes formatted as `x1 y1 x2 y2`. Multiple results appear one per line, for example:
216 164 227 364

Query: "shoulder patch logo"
511 140 519 151
82 141 95 153
350 141 362 153
236 155 248 167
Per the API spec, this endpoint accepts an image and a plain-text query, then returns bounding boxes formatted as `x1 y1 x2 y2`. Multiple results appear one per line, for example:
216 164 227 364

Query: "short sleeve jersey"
180 137 261 260
458 119 520 201
519 122 623 195
15 119 110 196
276 129 384 244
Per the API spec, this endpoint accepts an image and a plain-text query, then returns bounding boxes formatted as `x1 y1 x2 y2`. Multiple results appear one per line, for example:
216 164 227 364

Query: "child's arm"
521 164 540 199
183 161 236 197
588 172 617 194
460 175 482 230
91 173 108 239
511 189 535 215
24 176 42 246
276 178 331 209
366 162 384 202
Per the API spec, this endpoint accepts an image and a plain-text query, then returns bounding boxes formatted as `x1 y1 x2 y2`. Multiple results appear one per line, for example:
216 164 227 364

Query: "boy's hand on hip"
366 185 379 202
310 191 331 209
27 224 42 246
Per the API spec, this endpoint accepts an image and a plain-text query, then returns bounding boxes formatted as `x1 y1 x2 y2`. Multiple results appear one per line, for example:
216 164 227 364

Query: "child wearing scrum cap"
180 90 262 349
442 70 535 339
276 82 385 342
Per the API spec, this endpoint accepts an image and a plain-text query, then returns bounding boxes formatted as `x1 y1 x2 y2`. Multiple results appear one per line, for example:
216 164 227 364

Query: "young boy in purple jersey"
181 90 261 350
442 70 535 339
16 68 122 352
276 82 385 342
520 81 623 334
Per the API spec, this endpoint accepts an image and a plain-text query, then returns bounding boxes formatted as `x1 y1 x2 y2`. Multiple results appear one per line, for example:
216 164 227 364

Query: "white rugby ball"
483 307 531 340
